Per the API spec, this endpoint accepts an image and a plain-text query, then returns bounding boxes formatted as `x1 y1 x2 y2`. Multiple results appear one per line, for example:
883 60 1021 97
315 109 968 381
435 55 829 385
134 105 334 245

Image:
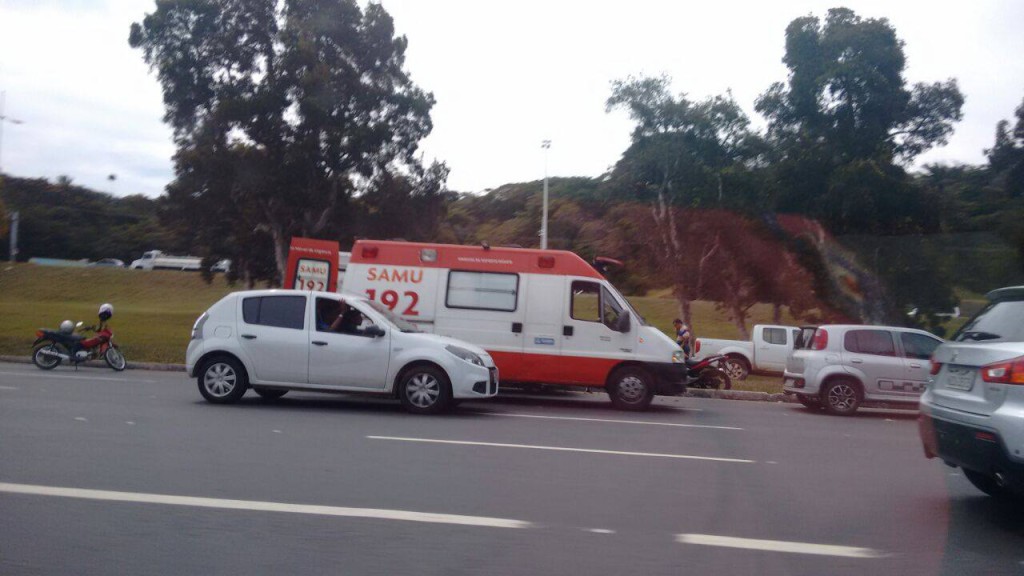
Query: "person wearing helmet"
73 303 114 359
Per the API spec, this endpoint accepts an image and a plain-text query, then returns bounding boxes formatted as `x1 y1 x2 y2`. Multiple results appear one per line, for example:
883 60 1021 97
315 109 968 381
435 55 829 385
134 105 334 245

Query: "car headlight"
672 350 685 363
446 345 485 367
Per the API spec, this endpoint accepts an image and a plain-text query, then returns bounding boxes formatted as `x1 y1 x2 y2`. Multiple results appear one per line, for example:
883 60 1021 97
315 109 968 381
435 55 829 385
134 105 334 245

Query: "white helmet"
98 303 113 321
59 320 75 334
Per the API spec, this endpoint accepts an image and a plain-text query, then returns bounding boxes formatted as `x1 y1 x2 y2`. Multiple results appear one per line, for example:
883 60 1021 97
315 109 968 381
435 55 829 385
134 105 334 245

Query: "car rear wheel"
608 367 655 411
822 379 862 415
399 366 452 414
198 357 248 404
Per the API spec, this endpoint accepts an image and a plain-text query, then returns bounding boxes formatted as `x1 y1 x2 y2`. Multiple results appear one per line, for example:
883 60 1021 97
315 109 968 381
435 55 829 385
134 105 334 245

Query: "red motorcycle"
684 353 732 390
32 321 127 371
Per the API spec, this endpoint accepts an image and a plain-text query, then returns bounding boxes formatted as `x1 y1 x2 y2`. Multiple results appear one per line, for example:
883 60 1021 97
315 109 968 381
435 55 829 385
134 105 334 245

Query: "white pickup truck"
694 324 802 380
130 250 201 271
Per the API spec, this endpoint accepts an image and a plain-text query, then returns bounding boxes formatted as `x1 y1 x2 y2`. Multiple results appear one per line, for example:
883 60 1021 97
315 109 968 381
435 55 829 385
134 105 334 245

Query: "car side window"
241 295 306 330
844 329 896 357
570 281 601 322
900 332 942 360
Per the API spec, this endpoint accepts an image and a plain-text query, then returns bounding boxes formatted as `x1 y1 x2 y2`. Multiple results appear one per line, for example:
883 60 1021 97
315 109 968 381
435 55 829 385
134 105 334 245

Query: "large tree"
606 75 764 327
130 0 435 278
755 8 963 233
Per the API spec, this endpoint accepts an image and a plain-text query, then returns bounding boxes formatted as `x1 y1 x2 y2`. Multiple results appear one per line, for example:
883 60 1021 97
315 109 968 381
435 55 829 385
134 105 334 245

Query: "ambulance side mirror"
614 313 631 333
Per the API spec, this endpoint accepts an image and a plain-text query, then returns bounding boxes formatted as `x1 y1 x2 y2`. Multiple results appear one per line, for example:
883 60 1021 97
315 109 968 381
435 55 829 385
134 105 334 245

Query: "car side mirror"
365 325 386 338
614 313 631 333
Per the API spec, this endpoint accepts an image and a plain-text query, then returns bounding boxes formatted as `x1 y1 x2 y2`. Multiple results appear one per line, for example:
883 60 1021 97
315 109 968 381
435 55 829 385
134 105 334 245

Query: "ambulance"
338 240 687 410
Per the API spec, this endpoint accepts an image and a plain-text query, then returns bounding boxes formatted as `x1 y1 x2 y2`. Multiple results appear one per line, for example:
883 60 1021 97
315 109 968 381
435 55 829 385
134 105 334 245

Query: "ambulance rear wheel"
608 367 654 411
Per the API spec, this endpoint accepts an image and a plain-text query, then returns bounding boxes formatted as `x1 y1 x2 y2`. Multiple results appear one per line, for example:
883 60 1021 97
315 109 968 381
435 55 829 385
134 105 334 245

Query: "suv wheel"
822 378 862 416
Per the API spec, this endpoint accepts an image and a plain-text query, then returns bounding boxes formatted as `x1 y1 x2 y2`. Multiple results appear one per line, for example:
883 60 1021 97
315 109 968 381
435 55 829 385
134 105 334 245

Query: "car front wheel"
399 366 452 414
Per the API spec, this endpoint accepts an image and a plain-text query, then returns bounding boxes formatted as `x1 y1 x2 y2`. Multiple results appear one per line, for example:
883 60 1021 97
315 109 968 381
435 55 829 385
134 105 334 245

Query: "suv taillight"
812 329 829 350
929 356 942 375
980 356 1024 384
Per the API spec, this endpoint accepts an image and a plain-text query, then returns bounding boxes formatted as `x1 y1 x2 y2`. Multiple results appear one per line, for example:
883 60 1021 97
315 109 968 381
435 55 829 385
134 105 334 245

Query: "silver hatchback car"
784 324 944 415
919 286 1024 499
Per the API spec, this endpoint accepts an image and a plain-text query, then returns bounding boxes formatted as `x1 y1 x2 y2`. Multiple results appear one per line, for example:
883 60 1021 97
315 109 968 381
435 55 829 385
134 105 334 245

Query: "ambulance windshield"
365 299 420 332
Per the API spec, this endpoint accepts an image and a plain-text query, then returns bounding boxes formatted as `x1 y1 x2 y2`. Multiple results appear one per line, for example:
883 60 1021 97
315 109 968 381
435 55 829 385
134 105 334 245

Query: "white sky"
1 0 1022 198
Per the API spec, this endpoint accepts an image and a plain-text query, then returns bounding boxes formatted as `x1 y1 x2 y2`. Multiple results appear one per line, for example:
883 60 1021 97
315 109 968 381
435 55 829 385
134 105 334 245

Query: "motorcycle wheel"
33 342 62 370
700 368 732 390
104 346 127 371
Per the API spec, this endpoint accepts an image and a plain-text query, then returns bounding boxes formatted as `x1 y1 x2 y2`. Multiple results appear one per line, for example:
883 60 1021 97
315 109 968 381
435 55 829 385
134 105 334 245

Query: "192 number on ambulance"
365 289 420 316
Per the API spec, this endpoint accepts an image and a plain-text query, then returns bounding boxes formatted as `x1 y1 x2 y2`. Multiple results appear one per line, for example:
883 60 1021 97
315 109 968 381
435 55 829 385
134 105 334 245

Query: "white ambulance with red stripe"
340 240 687 410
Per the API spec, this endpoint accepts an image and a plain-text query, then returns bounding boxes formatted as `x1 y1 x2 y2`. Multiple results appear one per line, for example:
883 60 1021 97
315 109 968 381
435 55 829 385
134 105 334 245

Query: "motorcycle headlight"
672 350 685 363
446 345 485 367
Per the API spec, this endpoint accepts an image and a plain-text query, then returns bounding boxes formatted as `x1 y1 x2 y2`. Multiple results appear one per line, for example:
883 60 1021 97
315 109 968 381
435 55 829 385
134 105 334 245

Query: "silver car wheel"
827 383 857 411
406 372 441 408
204 362 237 398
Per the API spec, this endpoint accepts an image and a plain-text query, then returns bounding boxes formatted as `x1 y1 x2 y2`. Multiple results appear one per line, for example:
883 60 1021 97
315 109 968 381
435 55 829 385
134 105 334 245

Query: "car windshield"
363 299 420 333
952 300 1024 343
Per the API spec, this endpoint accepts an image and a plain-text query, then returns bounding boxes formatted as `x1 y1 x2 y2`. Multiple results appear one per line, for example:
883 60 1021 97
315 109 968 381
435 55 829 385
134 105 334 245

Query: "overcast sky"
1 0 1022 198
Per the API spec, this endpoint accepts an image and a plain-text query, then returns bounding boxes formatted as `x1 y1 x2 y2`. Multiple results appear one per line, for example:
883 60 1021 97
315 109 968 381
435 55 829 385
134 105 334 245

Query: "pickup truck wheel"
822 379 861 416
198 357 248 404
399 366 452 414
724 358 749 380
607 367 654 411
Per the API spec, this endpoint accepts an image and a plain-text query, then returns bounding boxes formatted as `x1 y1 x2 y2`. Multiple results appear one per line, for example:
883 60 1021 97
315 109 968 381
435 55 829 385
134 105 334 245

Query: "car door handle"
910 363 922 368
312 341 327 346
850 358 863 364
241 334 257 340
563 326 574 337
511 322 523 334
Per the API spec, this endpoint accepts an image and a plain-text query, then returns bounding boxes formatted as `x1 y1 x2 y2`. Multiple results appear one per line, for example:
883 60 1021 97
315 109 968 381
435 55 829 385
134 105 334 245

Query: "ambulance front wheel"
608 367 655 411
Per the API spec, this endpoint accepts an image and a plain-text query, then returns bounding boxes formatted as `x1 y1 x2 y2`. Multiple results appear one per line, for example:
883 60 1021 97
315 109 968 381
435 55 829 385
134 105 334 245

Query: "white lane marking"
586 528 616 534
74 417 88 422
0 385 18 390
0 371 156 383
126 421 136 426
675 534 889 559
0 483 531 530
487 413 741 430
368 436 755 464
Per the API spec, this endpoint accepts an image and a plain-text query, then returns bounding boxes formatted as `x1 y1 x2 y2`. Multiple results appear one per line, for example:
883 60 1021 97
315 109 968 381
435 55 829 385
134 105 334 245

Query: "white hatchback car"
783 324 944 415
186 290 499 414
919 286 1024 499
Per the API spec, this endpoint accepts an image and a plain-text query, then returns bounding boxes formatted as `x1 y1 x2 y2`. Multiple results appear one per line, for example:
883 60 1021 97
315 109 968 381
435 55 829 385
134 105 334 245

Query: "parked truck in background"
694 324 801 380
130 250 230 273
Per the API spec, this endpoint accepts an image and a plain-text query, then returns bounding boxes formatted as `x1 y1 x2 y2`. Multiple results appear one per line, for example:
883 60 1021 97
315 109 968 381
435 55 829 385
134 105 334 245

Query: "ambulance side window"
446 271 519 312
570 281 601 322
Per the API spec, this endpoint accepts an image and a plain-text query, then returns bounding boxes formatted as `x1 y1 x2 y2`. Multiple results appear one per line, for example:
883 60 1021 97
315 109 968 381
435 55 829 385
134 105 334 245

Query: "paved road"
1 362 1021 575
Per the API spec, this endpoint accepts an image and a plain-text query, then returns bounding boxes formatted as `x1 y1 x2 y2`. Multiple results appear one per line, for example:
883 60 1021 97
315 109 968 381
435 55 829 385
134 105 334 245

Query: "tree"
755 8 963 232
606 75 762 326
130 0 435 278
987 96 1024 199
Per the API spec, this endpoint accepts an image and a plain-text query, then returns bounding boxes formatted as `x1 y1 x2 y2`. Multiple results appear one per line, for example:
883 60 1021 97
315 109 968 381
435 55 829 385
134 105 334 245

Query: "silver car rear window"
952 300 1024 343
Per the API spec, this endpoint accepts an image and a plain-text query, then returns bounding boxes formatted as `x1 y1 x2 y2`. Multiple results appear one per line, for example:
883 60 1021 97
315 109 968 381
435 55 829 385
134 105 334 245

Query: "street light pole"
541 139 551 249
0 90 26 175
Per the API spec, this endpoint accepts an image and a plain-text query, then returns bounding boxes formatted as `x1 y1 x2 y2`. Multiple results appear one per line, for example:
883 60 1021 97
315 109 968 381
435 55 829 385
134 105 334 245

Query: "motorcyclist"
74 303 114 359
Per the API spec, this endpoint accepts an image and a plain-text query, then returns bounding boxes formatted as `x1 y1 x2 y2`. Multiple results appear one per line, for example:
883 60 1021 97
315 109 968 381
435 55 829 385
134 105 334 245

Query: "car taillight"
979 356 1024 385
929 356 942 375
812 329 829 350
695 340 701 354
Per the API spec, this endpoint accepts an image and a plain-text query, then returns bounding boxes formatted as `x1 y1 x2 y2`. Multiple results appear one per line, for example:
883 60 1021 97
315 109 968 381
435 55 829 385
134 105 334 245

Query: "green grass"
0 263 237 363
0 263 800 380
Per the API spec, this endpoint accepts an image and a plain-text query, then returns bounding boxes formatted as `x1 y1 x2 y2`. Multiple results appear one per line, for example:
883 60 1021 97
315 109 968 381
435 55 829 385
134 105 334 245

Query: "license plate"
945 365 975 391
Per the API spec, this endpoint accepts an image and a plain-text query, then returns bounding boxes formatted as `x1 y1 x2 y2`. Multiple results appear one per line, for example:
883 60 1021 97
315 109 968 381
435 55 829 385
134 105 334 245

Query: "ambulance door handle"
511 322 522 334
563 326 573 337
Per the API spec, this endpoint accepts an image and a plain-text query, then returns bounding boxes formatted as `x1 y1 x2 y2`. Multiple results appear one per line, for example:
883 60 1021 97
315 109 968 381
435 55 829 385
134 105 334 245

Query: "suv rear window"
844 329 896 356
953 299 1024 343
